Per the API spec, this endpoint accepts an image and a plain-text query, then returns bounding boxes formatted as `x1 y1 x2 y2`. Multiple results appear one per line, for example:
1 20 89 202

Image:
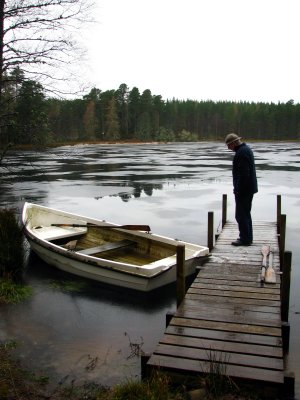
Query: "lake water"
0 142 299 394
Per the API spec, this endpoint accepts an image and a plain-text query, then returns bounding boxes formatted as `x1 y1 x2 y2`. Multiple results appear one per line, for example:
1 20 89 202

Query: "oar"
261 245 270 266
261 245 270 282
51 223 151 232
64 239 78 250
265 251 276 284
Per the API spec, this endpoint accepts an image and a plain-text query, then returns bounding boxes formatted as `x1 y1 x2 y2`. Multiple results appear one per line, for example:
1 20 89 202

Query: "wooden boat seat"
77 240 136 256
32 225 86 241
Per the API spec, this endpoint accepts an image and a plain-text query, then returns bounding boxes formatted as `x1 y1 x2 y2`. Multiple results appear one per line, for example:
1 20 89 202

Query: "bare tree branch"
1 0 94 95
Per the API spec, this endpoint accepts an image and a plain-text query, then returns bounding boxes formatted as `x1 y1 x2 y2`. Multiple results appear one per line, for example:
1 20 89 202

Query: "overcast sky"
80 0 300 103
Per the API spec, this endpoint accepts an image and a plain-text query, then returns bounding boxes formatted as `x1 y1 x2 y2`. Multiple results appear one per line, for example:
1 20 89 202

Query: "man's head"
225 133 242 150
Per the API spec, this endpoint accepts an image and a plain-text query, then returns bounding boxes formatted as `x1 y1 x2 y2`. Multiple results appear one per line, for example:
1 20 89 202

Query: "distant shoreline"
2 138 300 151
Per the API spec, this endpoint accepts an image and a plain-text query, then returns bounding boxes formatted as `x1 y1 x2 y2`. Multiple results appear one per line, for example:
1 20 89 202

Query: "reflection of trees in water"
134 183 162 197
94 182 163 202
117 183 164 202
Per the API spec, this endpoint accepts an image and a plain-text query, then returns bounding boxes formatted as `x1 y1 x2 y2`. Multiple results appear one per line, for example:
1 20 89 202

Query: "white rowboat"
22 202 209 292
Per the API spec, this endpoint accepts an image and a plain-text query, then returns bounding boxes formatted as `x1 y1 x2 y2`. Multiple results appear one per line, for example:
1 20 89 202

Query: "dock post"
207 211 214 251
282 322 290 354
166 312 174 327
222 194 227 228
141 353 151 379
281 251 292 322
283 371 295 399
279 214 286 270
277 195 281 234
176 244 185 308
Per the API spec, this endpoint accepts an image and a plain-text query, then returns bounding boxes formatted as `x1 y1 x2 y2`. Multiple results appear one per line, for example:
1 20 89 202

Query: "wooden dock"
144 196 294 397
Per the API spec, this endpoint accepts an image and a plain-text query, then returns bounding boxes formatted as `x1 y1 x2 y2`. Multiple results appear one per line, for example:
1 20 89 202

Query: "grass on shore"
0 208 25 281
0 278 32 304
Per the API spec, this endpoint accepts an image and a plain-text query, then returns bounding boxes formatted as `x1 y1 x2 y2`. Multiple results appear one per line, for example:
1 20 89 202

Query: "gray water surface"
0 142 299 393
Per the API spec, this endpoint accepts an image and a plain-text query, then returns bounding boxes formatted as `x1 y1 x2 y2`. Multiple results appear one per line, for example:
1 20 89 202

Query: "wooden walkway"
145 220 289 392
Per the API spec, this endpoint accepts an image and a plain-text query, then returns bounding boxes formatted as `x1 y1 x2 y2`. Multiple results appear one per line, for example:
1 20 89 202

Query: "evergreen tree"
83 100 98 139
128 87 141 137
137 89 153 140
12 80 50 145
105 97 120 140
115 83 129 139
152 95 164 137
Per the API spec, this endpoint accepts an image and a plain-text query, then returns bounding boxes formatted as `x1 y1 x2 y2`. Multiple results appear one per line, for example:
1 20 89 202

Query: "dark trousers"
235 194 254 244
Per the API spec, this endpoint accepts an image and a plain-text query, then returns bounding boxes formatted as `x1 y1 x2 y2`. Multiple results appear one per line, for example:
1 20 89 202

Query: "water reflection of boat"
22 203 209 292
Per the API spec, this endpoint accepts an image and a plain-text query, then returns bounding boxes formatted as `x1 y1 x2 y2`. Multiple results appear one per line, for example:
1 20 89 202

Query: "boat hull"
27 238 202 291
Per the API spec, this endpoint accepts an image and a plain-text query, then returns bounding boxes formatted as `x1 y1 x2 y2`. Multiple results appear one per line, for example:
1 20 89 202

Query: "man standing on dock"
225 133 258 246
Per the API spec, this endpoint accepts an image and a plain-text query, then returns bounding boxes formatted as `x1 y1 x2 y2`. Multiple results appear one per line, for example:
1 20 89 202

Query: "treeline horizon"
2 78 300 146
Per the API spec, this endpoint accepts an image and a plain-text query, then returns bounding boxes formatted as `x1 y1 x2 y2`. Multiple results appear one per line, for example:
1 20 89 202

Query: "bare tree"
0 0 94 150
0 0 94 96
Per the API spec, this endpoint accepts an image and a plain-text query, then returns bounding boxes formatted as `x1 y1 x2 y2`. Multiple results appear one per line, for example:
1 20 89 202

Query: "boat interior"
48 226 176 266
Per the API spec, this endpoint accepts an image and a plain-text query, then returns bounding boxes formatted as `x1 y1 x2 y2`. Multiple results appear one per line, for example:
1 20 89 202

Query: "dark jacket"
232 143 258 196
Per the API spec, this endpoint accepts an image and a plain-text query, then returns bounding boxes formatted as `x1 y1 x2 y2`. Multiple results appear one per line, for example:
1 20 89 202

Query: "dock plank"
191 282 280 294
184 296 280 314
175 304 281 327
185 293 280 309
160 334 283 358
166 324 282 347
170 317 282 336
154 343 283 370
185 288 280 301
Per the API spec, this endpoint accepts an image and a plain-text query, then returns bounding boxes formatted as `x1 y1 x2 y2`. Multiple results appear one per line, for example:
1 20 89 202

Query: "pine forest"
1 79 300 147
